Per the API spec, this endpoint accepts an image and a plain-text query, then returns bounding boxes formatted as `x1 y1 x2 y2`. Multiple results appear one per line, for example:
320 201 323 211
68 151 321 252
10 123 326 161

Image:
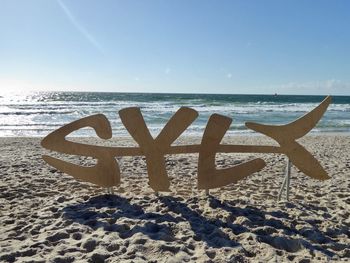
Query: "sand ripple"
0 136 349 262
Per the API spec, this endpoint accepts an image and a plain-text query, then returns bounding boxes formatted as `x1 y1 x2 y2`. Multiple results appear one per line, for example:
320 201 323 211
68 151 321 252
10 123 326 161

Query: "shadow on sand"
63 194 347 257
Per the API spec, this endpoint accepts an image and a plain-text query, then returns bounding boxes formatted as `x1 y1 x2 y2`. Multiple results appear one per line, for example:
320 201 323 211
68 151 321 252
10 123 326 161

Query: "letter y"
119 107 198 192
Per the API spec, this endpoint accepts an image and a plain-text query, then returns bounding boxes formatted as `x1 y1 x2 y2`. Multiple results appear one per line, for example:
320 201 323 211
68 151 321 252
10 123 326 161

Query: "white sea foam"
0 92 349 137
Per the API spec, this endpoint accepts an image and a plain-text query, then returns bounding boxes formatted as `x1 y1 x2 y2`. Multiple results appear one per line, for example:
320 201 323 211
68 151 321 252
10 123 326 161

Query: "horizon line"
0 89 343 97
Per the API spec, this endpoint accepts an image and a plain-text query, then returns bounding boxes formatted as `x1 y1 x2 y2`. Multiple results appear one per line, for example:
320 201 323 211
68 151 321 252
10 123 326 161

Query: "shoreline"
1 135 349 262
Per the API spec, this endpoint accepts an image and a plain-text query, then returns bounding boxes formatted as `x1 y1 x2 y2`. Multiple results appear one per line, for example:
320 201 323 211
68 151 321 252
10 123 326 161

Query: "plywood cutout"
41 96 332 192
197 114 266 190
41 114 120 188
245 96 331 180
118 106 198 191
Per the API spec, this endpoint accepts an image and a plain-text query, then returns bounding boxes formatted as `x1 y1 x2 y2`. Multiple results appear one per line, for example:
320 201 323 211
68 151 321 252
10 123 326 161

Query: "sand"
0 135 349 262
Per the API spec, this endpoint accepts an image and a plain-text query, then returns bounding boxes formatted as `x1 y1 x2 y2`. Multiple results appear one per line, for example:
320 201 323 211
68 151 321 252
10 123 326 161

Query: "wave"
0 110 77 116
1 106 348 119
0 92 349 137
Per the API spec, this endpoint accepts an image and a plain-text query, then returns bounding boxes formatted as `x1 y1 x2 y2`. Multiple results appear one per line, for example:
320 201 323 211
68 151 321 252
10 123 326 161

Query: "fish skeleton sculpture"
41 96 331 193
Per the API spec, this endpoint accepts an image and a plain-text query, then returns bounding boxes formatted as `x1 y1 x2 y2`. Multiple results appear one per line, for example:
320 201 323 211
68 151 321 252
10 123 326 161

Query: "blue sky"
0 0 349 95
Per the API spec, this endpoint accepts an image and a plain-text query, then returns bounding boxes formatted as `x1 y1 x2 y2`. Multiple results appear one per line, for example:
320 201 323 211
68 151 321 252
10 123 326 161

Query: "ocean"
0 91 349 137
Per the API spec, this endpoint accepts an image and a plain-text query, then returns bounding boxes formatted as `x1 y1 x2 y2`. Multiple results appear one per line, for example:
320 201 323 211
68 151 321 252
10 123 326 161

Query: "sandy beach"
0 135 349 262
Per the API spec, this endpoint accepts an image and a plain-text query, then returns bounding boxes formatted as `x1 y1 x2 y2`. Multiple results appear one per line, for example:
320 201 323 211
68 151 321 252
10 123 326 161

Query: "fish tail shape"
245 96 332 180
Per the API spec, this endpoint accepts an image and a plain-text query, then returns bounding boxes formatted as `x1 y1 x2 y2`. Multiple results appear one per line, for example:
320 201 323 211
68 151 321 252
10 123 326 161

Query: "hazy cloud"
271 80 350 95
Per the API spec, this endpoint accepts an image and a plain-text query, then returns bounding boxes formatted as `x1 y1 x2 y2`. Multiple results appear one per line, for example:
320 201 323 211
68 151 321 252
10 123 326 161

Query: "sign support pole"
278 158 291 201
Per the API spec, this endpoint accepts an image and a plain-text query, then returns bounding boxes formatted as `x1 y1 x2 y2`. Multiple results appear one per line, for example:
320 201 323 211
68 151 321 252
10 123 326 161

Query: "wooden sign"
41 96 332 193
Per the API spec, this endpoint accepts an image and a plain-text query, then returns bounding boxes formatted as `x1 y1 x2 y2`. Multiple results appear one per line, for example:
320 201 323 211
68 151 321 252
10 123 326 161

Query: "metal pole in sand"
106 187 114 195
278 158 291 201
285 159 291 201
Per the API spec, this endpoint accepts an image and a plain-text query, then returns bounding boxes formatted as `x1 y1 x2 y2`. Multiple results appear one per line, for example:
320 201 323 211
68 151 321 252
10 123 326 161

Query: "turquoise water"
0 91 349 137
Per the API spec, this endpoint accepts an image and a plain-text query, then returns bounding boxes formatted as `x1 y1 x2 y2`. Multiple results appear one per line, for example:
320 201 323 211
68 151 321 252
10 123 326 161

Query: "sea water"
0 91 349 137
